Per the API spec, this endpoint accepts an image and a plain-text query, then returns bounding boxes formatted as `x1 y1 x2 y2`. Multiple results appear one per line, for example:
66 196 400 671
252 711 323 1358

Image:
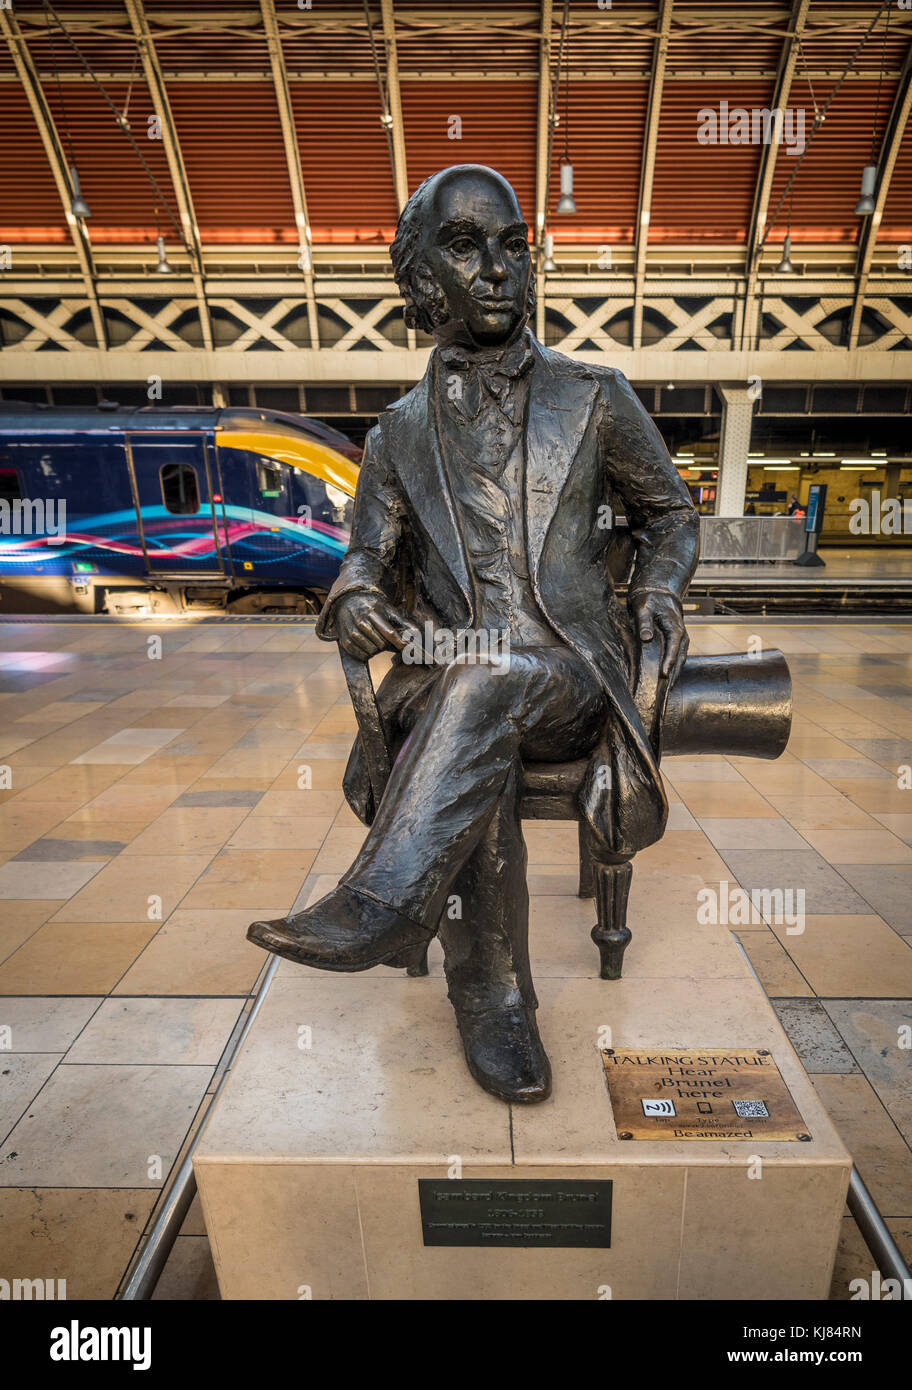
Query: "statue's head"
391 165 535 346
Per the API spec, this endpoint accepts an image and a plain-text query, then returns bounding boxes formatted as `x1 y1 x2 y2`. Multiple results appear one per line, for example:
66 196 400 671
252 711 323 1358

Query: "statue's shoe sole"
246 920 428 972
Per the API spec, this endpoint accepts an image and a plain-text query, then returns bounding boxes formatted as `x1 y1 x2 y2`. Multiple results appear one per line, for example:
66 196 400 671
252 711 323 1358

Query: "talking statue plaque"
247 164 791 1106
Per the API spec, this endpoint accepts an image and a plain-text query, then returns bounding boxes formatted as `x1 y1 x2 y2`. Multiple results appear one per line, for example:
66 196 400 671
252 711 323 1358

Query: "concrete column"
715 387 754 517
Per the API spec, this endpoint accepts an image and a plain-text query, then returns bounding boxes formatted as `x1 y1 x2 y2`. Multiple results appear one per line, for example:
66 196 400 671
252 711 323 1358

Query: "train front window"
0 467 22 504
256 459 283 499
160 462 200 515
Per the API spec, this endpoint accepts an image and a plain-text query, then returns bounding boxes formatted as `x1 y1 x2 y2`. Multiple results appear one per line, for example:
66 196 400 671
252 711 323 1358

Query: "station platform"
0 616 909 1299
692 547 912 615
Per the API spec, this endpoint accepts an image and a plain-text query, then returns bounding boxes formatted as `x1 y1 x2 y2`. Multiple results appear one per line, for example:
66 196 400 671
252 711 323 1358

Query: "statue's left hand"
630 591 688 685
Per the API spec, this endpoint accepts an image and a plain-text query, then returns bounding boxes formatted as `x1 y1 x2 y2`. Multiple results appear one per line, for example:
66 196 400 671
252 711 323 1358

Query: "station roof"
0 1 910 269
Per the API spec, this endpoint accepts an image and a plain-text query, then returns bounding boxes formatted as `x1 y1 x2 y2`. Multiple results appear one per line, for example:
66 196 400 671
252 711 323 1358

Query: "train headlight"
325 482 353 526
325 483 349 511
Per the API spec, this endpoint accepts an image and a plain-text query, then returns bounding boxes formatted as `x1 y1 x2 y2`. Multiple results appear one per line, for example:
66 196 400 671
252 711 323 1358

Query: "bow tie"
439 337 534 422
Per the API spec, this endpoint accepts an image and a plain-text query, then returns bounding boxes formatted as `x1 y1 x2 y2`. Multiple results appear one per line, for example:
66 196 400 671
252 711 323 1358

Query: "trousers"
340 646 608 1011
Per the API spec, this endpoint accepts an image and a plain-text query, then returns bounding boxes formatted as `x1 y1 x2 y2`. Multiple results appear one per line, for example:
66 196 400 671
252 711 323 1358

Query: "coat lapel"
379 360 473 619
525 341 599 579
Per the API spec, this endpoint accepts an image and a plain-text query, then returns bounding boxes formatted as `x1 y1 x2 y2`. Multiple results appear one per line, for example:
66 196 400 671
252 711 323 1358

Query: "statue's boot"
453 1000 551 1105
441 766 551 1104
247 884 433 971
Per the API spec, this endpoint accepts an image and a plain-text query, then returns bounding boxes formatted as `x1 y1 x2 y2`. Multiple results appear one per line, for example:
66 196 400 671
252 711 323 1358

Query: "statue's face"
420 170 531 346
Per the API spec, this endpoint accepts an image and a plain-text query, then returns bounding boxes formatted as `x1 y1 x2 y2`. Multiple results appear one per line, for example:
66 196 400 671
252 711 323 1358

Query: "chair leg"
590 859 633 980
577 820 595 899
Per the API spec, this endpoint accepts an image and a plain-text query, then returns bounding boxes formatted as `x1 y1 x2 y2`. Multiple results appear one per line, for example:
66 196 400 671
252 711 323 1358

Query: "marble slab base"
194 894 851 1300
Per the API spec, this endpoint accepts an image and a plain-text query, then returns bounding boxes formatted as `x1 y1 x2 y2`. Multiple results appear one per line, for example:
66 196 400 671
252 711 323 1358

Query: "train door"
125 432 226 576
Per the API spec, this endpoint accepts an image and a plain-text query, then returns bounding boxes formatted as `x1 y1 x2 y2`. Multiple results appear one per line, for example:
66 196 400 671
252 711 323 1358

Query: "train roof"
0 404 360 457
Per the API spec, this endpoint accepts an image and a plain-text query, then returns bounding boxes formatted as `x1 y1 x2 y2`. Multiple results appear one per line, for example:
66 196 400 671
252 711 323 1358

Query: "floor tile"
0 922 161 994
180 850 316 911
830 1214 912 1300
771 999 859 1073
112 909 275 997
769 915 912 997
64 997 244 1066
0 996 102 1050
12 837 126 861
834 865 912 934
698 817 810 851
72 727 184 765
0 901 64 965
822 1000 912 1147
0 1053 62 1142
733 930 814 996
763 795 880 830
0 1062 212 1187
225 815 334 850
809 1074 912 1216
797 828 912 865
668 782 777 818
0 859 107 900
151 1234 220 1300
721 849 872 915
172 789 263 808
0 1188 155 1299
122 808 250 856
48 854 212 924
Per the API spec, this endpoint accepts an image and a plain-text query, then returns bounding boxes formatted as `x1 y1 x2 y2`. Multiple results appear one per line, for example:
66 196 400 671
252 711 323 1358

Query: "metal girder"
738 0 812 349
632 0 673 351
848 39 912 350
0 7 106 349
534 0 553 340
122 0 214 351
380 0 409 212
377 0 414 349
259 0 320 350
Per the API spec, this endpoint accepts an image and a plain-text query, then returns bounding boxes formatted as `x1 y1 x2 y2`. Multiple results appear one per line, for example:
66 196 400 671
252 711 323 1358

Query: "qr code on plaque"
732 1099 770 1119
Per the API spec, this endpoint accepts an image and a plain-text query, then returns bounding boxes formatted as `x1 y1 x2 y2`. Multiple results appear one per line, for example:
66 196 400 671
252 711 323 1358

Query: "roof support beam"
380 0 409 212
122 0 214 351
259 0 320 350
632 0 673 351
534 0 553 340
848 40 912 350
739 0 812 349
377 0 414 347
0 7 106 349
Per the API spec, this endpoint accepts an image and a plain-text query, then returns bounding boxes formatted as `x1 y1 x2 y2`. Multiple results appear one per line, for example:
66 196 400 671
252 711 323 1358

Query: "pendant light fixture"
154 235 172 275
775 233 795 275
542 231 557 273
44 2 91 220
776 186 796 274
69 165 91 220
856 2 891 216
555 2 576 214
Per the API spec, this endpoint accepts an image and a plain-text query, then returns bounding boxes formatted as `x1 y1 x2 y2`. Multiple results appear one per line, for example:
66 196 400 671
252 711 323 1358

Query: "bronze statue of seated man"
248 164 700 1106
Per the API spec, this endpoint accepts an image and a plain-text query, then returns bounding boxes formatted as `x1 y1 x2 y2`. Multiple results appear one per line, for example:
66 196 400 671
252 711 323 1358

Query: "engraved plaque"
600 1048 810 1141
419 1178 612 1247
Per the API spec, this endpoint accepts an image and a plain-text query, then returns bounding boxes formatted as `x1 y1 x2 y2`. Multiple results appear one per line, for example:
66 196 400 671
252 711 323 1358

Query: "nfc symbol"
641 1098 676 1117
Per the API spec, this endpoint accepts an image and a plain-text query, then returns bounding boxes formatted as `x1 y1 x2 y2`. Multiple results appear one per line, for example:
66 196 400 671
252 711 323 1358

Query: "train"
0 405 361 615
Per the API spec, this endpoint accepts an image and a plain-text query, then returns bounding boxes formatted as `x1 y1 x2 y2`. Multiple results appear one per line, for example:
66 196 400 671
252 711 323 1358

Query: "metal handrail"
118 953 280 1301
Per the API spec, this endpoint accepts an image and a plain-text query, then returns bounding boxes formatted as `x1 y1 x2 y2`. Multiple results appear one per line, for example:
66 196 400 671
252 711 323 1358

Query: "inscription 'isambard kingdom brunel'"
418 1179 613 1248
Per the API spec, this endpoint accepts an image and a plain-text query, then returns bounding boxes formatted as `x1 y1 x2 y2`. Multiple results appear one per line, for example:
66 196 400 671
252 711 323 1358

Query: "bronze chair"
340 646 792 982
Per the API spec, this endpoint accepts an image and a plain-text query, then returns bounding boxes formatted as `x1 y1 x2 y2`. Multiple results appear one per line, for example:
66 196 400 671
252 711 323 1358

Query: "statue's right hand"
335 593 415 661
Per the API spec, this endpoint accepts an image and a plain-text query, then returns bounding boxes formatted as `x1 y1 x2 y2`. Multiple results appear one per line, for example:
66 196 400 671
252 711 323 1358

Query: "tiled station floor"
0 617 910 1300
